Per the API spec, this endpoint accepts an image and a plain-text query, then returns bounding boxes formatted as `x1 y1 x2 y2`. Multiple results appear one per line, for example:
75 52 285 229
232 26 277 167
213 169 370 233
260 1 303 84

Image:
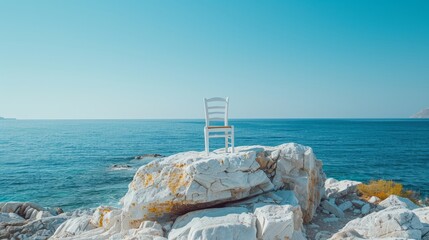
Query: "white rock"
315 231 332 240
321 200 344 218
121 150 272 228
50 215 96 239
168 207 257 240
332 206 423 239
29 208 39 219
222 190 305 239
271 143 325 223
338 201 353 211
413 207 429 239
368 196 380 204
361 204 370 215
36 210 53 220
90 206 121 230
379 195 419 210
325 180 361 198
325 178 338 186
121 143 325 228
119 221 166 240
7 215 70 240
1 202 23 213
0 212 24 223
254 204 305 240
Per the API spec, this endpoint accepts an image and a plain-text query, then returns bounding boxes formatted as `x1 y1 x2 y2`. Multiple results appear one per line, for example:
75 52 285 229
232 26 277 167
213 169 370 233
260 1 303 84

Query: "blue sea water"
1 119 428 211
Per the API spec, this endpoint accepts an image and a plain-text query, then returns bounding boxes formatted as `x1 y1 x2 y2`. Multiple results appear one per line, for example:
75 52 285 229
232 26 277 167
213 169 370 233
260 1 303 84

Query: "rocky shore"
1 143 428 240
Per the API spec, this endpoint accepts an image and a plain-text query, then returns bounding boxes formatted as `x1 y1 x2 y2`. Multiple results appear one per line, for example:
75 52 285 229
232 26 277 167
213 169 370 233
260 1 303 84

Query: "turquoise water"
1 119 428 210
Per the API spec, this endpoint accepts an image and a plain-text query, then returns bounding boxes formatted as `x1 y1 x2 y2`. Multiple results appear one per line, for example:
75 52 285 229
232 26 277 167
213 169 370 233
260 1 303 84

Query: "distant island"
0 116 17 120
411 108 429 118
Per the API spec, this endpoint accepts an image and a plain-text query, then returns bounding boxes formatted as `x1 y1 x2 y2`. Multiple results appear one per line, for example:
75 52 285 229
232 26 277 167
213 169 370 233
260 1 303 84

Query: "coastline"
1 143 428 239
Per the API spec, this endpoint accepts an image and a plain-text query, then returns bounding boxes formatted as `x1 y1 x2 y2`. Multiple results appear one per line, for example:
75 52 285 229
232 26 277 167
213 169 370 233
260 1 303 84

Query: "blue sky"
0 1 428 119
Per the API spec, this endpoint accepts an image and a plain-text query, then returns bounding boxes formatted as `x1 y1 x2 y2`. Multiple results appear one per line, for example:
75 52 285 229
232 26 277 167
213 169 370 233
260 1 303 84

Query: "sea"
1 119 428 211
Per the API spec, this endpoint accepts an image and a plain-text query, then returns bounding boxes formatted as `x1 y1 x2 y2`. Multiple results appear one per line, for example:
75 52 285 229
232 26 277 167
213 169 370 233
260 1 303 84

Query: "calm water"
1 119 428 210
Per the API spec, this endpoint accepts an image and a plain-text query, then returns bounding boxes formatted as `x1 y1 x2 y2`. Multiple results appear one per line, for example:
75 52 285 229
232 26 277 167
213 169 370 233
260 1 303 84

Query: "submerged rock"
134 154 165 160
110 164 132 171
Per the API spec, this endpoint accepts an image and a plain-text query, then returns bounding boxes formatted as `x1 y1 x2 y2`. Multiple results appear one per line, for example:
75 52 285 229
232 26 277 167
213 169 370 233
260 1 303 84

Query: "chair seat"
207 126 232 129
209 134 233 138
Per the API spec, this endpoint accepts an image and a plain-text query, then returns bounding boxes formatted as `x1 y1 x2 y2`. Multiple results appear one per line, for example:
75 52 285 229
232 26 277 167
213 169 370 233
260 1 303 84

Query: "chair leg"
231 126 235 153
225 130 228 153
204 128 209 155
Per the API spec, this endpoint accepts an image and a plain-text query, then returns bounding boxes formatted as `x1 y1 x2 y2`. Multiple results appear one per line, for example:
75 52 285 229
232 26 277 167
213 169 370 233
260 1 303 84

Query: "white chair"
204 97 234 154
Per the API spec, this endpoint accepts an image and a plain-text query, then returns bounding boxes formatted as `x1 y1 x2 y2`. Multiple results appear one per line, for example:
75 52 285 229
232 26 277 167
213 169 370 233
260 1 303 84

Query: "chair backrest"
204 97 229 127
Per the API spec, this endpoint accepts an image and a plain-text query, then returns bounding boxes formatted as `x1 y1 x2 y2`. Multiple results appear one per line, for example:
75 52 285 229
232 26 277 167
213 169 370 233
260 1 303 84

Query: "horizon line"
2 117 423 121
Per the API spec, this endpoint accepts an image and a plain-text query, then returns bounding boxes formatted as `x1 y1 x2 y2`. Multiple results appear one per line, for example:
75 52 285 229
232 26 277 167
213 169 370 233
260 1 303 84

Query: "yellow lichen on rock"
144 173 154 187
146 201 175 217
91 207 113 228
98 211 104 227
167 164 189 194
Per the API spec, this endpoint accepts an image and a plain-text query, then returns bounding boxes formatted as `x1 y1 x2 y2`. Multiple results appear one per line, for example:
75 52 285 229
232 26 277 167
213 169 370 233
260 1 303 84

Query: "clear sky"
0 1 428 119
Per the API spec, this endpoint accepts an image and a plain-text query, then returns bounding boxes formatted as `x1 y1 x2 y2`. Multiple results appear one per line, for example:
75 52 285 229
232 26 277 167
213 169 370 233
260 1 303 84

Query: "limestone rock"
315 231 332 240
36 211 53 220
361 204 370 215
121 143 325 227
90 206 121 230
368 196 380 204
270 143 325 223
1 215 69 240
329 229 363 240
378 195 419 210
254 204 305 240
338 201 353 211
325 178 338 186
51 215 96 239
321 200 344 218
332 207 422 239
223 190 305 239
168 207 257 240
119 221 166 240
351 199 365 208
413 207 429 239
325 180 361 198
121 150 272 228
1 202 24 213
0 212 24 223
